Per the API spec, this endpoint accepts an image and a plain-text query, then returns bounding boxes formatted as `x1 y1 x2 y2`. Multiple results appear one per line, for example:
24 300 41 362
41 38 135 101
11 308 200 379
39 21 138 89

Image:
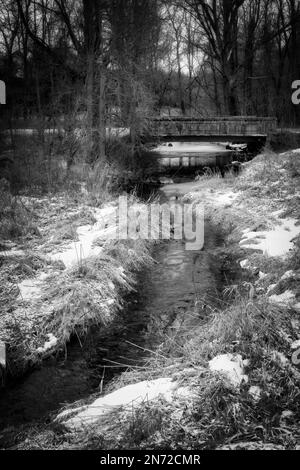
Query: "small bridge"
146 116 277 143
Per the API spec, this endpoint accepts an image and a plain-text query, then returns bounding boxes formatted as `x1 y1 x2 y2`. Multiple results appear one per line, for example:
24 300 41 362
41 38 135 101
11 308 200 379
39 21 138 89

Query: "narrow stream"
0 143 235 446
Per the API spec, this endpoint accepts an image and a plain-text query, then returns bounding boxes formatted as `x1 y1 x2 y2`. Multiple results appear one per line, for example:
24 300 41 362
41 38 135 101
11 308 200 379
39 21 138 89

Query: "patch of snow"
292 149 300 154
36 333 58 354
49 206 118 268
259 272 268 280
272 351 289 366
271 209 285 217
56 378 191 430
17 271 52 302
267 284 277 295
39 272 49 281
281 271 295 281
240 259 249 269
269 291 296 306
240 217 300 258
291 340 300 351
249 386 262 401
209 354 248 387
18 279 42 301
214 191 239 207
293 303 300 313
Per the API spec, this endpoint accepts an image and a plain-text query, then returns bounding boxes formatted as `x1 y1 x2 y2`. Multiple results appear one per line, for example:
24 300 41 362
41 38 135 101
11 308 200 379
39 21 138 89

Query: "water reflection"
154 141 230 154
151 141 232 171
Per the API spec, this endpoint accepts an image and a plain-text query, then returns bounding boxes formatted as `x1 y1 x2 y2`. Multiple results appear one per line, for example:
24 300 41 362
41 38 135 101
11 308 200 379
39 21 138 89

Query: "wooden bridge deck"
146 116 277 142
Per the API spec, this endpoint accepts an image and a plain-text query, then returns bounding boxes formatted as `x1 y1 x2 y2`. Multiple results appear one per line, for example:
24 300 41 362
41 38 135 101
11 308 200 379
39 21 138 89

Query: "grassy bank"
0 179 154 378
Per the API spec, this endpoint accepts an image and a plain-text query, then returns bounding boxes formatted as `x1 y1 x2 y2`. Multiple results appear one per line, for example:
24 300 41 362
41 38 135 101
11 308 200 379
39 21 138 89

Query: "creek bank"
0 191 153 379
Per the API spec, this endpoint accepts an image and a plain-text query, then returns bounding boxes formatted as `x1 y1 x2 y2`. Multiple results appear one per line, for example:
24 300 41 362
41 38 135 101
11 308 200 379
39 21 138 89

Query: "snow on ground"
293 303 300 313
259 272 268 280
50 224 103 268
249 386 262 401
50 205 117 268
269 291 296 306
56 378 191 430
272 351 289 366
16 204 119 300
240 217 300 258
18 278 45 301
267 284 277 295
212 191 239 207
291 340 300 350
240 259 249 269
36 333 58 354
208 354 249 387
179 186 240 208
186 188 240 208
281 270 296 281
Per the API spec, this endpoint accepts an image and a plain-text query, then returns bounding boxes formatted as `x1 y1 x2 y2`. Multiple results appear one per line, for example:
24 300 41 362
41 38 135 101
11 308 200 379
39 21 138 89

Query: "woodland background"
0 0 300 167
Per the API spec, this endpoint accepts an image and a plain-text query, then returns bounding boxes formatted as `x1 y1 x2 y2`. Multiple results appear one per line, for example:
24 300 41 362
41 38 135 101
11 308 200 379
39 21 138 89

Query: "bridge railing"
146 117 277 137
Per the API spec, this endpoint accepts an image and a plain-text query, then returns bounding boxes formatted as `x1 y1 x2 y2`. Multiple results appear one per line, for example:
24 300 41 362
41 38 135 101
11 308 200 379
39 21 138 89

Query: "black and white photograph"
0 0 300 458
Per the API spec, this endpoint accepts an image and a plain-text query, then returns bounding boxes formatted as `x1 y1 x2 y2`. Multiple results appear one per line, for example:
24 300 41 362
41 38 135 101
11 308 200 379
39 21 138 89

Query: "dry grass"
0 179 39 240
2 238 153 377
42 239 153 345
0 179 154 377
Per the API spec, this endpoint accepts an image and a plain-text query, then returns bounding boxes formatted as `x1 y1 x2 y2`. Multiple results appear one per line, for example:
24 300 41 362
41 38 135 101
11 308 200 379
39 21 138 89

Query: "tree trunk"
98 60 106 159
86 52 94 162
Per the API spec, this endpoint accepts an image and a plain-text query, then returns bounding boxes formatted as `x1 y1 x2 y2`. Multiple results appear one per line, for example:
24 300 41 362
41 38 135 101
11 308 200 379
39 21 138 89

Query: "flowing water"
0 142 232 446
